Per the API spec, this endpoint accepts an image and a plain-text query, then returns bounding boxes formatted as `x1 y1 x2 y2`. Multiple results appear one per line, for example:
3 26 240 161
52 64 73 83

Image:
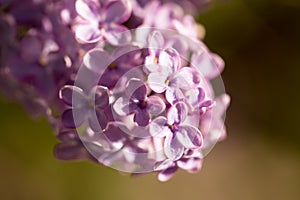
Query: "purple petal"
83 49 111 73
105 0 131 23
56 130 79 142
54 142 87 161
113 97 136 116
177 157 203 173
134 109 150 127
126 78 147 101
147 95 166 115
164 134 184 160
88 110 108 132
167 102 188 125
104 122 129 149
75 0 99 22
74 23 102 43
191 51 224 80
104 24 131 45
149 116 171 137
185 88 205 110
158 48 180 74
157 165 178 182
176 125 203 149
173 67 201 90
154 159 174 171
148 31 164 49
144 55 161 73
89 85 109 108
148 72 168 93
165 86 185 105
62 108 86 129
59 85 86 107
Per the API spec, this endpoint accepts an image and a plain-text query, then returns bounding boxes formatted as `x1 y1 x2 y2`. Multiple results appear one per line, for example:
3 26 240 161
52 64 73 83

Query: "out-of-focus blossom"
84 45 144 89
59 85 109 131
74 0 132 44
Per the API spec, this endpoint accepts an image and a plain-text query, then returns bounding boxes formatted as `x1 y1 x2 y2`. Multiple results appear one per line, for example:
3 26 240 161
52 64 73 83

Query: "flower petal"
177 157 203 173
88 110 108 132
105 0 132 23
159 48 180 74
164 133 184 160
134 109 150 127
113 97 134 116
191 51 224 80
176 125 203 149
154 159 174 171
59 85 86 107
104 24 131 46
54 141 87 161
83 49 111 73
167 102 188 125
185 88 205 110
104 122 129 149
148 31 164 49
89 85 109 108
75 0 99 22
165 86 185 105
61 108 86 129
173 67 201 90
74 23 102 43
149 116 170 137
126 78 147 101
147 95 166 115
148 72 168 93
157 165 178 182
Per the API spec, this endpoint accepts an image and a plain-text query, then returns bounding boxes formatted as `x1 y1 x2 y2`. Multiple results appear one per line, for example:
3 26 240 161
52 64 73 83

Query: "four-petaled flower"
113 78 166 126
150 102 203 160
59 85 109 131
74 0 132 45
147 48 201 104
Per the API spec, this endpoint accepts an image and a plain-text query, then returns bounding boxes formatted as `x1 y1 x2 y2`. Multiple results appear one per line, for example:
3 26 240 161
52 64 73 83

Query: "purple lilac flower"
185 87 214 114
113 78 165 126
84 45 144 89
155 150 203 182
200 94 230 148
150 102 203 160
7 31 72 100
147 48 201 104
0 0 229 182
59 85 109 131
143 31 188 71
191 47 225 80
74 0 132 45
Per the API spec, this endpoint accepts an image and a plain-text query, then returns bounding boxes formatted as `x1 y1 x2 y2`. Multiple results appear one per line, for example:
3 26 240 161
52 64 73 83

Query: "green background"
1 0 300 199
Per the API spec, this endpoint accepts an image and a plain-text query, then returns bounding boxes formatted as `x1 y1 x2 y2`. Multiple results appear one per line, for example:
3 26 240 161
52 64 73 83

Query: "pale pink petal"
74 23 102 43
167 102 188 125
83 49 111 73
105 0 132 23
75 0 99 22
176 125 203 149
104 24 131 45
164 133 184 160
148 72 168 93
147 95 166 115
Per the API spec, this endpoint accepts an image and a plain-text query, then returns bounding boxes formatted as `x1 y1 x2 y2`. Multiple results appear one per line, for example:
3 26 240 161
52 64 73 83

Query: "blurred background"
1 0 300 199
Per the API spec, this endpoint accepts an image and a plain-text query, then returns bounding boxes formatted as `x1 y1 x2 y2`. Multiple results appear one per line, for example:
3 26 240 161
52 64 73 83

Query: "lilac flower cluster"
0 0 230 181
